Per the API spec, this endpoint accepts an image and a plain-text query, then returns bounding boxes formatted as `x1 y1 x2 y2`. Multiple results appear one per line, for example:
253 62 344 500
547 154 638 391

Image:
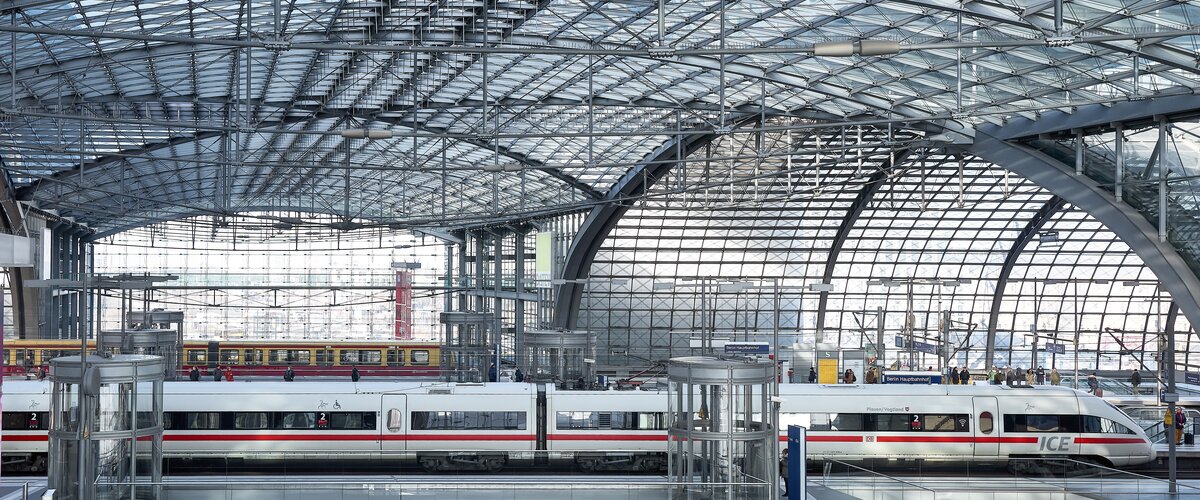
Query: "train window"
330 412 376 430
869 414 912 432
316 349 334 366
411 411 527 430
186 350 207 364
411 350 430 365
557 411 602 429
387 349 405 366
137 412 157 430
1082 416 1136 435
220 349 241 364
979 412 994 434
269 349 311 365
2 349 8 365
276 412 315 429
387 409 403 432
924 414 970 432
831 413 864 431
233 412 269 429
245 349 264 365
340 349 382 365
1004 414 1080 433
185 413 220 430
632 412 669 430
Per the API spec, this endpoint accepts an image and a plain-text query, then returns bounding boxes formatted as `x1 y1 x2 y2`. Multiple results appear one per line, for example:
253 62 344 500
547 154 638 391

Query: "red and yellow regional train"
2 338 440 378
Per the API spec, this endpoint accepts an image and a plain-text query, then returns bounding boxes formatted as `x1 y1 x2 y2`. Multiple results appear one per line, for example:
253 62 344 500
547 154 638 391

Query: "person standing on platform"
808 367 817 384
1175 408 1187 445
1025 369 1035 386
514 368 524 383
1035 367 1045 385
1087 373 1100 395
284 365 295 381
959 367 971 385
189 366 200 381
1165 409 1175 443
951 367 960 385
779 448 789 496
1050 368 1062 386
1130 370 1142 394
212 366 223 382
351 366 361 382
224 366 234 381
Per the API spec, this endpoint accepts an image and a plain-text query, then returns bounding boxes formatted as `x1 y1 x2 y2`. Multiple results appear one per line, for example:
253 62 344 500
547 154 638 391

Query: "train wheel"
419 458 444 472
483 457 505 472
577 458 598 472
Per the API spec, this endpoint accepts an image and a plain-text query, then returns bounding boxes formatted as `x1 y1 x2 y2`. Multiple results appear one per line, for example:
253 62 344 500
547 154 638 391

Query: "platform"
1153 442 1200 459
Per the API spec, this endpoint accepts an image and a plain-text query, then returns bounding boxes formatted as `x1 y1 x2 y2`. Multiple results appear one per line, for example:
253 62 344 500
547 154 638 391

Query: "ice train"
0 381 1154 472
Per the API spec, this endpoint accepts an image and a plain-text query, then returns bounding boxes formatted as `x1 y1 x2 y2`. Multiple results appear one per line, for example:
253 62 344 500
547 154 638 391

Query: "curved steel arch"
814 149 912 335
969 131 1200 352
982 195 1066 370
551 114 764 329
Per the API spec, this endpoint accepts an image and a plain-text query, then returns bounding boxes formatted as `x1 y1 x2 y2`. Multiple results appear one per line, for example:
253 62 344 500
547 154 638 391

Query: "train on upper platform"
1 338 440 378
0 381 1154 473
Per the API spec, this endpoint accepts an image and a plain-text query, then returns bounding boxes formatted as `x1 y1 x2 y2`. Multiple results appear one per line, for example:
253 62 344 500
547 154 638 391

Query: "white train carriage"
774 384 1153 467
1 380 50 471
159 382 383 459
0 380 1153 473
393 383 537 471
545 388 668 471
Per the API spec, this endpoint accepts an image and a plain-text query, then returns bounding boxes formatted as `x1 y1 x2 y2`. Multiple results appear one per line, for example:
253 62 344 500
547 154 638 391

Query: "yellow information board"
818 358 839 384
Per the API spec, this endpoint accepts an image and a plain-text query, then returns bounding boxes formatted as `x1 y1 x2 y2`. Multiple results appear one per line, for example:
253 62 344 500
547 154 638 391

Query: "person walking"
1050 368 1062 386
1130 370 1142 394
1087 373 1100 395
808 367 817 384
189 366 201 381
351 366 361 382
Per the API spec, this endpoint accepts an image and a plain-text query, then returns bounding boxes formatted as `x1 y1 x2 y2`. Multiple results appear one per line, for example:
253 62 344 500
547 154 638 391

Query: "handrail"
822 459 935 492
1009 457 1200 492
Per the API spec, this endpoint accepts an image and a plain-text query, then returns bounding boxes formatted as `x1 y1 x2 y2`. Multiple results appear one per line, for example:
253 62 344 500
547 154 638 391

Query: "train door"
381 394 407 456
972 396 999 457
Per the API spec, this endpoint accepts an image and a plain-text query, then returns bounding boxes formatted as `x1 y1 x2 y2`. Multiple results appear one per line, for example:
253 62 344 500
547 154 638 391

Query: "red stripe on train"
0 435 47 441
874 436 974 443
549 434 665 441
1075 437 1146 444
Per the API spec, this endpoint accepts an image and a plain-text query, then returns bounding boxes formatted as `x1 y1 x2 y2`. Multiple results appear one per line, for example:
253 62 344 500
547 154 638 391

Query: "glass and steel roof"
1 0 1198 235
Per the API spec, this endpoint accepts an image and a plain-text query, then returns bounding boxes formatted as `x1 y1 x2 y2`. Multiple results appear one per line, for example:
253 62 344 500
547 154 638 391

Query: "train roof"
2 380 1093 399
0 379 536 396
779 383 1087 398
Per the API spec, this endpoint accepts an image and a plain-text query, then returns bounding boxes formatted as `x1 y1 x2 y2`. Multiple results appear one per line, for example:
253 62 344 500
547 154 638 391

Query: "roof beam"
969 130 1200 354
552 114 761 329
814 149 912 335
982 195 1065 370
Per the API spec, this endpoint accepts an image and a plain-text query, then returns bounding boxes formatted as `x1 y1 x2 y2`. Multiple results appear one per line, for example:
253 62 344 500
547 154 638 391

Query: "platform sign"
724 342 770 355
535 231 554 287
786 425 807 500
1186 372 1200 385
1047 343 1066 355
882 371 943 384
895 336 906 348
817 356 839 384
914 341 936 354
